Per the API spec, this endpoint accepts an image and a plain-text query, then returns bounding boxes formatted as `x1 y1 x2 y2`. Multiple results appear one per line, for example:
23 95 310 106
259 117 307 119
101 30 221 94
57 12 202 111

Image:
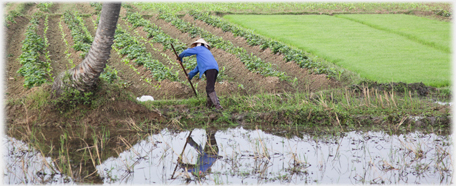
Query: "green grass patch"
335 14 451 53
223 14 450 87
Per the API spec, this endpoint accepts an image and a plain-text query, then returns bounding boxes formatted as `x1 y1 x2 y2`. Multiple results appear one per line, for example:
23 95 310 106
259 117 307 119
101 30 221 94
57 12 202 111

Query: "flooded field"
4 127 453 184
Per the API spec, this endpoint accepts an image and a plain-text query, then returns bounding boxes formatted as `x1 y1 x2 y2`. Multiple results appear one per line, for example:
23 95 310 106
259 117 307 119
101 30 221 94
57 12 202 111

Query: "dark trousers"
204 69 218 94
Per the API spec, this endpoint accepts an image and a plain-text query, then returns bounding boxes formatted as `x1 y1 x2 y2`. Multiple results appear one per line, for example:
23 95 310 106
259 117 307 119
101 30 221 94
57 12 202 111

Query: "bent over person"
178 38 222 110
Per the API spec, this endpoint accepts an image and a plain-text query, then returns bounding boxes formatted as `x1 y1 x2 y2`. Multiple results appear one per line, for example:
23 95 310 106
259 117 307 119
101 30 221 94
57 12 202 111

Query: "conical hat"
190 38 211 50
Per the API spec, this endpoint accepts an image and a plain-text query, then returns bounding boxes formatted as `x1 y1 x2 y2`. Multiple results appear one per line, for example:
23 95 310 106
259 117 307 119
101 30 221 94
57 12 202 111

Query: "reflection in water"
3 137 73 184
177 129 222 180
4 127 453 184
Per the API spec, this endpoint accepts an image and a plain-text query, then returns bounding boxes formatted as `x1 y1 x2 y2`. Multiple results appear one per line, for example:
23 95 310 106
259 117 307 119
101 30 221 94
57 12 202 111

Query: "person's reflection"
178 129 221 177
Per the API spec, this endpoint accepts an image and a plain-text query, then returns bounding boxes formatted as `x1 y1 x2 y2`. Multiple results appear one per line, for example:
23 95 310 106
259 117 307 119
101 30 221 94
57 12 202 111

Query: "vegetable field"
5 2 451 102
5 3 342 101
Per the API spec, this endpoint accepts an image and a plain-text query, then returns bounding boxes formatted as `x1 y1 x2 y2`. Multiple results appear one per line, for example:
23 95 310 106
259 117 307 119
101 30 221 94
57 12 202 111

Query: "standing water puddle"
4 127 453 184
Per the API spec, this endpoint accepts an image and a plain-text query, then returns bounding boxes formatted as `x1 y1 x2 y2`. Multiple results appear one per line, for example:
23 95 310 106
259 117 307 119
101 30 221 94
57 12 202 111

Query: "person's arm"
188 66 199 80
187 137 204 154
178 47 198 59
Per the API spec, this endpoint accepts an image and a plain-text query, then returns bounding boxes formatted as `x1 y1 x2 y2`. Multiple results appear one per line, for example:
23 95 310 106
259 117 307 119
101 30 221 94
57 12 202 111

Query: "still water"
4 127 453 184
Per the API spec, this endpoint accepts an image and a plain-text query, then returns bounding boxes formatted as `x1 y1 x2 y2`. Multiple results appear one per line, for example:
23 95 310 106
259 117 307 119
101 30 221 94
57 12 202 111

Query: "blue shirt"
186 153 218 173
178 46 219 79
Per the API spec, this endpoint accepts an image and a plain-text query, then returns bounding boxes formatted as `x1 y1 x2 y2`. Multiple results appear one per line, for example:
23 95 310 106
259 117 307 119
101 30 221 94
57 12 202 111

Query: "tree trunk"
51 3 121 97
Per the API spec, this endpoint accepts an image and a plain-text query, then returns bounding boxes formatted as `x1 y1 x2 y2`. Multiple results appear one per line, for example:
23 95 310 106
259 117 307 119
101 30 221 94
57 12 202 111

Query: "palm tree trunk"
51 3 121 97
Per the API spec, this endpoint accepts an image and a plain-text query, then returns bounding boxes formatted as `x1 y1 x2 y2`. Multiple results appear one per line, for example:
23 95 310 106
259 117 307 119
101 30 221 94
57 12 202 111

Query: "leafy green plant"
90 2 102 30
63 11 93 58
113 27 179 82
37 2 54 12
43 15 54 81
52 72 95 111
17 17 50 88
4 10 22 27
59 15 74 68
124 11 187 52
90 2 102 11
100 65 118 84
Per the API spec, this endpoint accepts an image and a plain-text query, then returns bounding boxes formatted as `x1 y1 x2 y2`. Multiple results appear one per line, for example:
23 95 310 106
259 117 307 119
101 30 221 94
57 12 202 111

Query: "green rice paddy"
224 14 451 87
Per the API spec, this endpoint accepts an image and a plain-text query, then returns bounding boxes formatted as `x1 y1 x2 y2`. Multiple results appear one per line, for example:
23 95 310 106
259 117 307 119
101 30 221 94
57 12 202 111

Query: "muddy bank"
352 81 439 97
5 83 451 138
158 103 451 133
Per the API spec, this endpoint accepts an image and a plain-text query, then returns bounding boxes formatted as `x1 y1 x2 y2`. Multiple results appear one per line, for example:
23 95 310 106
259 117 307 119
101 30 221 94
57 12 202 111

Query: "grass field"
335 14 451 53
224 14 451 87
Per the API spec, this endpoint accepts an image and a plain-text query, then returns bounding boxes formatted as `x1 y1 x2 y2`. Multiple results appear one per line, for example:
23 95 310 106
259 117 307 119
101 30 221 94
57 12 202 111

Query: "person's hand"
177 57 181 62
187 76 192 81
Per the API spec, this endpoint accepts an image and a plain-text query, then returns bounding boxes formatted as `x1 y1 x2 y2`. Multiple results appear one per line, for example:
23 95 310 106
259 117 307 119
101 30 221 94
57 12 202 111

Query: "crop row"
43 15 53 82
17 16 52 88
157 11 290 81
63 11 93 58
113 26 179 82
123 11 194 68
58 15 75 67
188 10 339 78
89 2 102 31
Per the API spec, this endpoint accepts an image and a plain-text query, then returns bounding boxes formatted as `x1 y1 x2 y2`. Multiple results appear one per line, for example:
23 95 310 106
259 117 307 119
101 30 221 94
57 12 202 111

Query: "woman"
178 38 222 110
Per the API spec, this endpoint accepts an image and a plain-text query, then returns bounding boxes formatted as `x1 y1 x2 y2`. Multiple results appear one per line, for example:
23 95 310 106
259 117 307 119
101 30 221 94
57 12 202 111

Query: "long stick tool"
171 44 198 97
171 130 193 179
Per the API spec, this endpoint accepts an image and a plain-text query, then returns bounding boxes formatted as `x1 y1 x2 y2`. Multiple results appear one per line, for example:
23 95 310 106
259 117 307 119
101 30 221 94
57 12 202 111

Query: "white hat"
190 38 211 50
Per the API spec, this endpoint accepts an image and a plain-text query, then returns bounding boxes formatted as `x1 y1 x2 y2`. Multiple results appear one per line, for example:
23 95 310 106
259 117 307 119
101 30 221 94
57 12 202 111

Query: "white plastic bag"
136 95 154 102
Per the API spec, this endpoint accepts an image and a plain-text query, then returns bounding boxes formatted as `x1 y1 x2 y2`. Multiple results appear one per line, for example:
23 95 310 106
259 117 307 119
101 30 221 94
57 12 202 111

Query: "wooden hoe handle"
171 44 198 97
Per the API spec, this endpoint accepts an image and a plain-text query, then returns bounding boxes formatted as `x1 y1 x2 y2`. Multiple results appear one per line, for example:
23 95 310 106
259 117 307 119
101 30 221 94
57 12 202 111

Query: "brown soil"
47 15 69 80
5 16 29 100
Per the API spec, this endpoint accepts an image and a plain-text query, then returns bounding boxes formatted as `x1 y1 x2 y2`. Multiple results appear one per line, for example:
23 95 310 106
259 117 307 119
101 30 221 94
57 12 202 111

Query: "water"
4 127 453 184
3 137 74 184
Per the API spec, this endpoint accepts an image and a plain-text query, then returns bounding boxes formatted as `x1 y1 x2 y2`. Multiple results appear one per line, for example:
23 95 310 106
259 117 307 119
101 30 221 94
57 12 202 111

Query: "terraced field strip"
334 14 451 53
224 14 451 87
